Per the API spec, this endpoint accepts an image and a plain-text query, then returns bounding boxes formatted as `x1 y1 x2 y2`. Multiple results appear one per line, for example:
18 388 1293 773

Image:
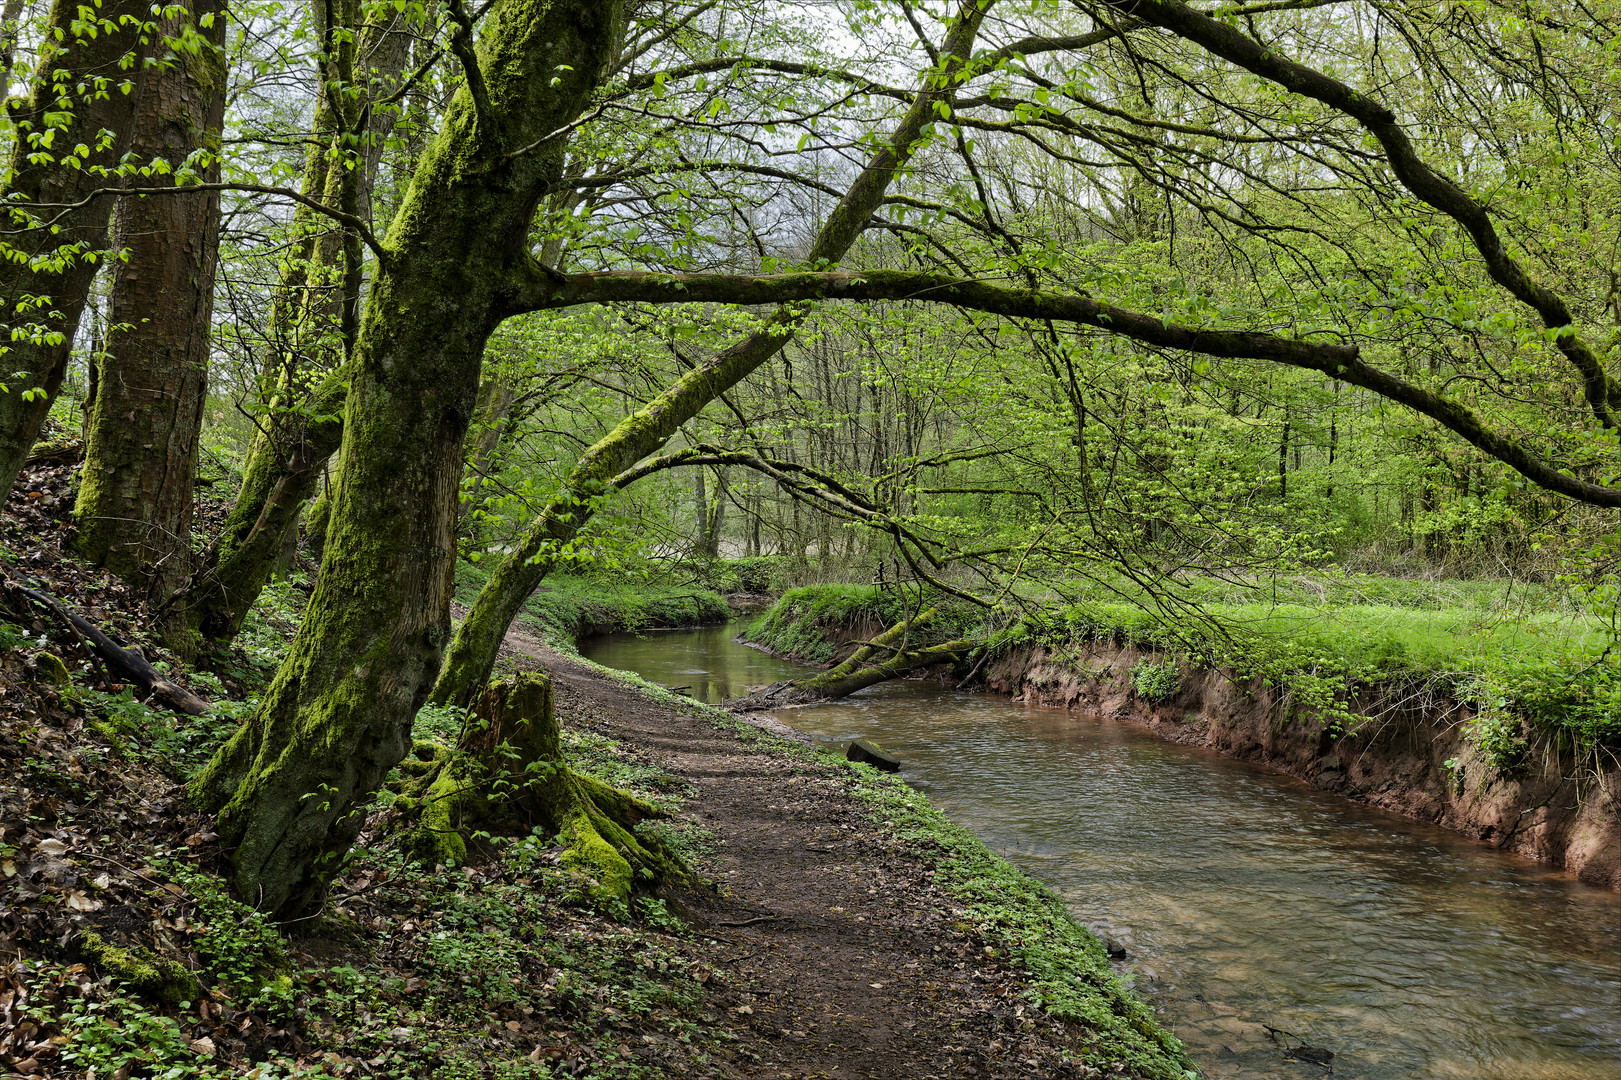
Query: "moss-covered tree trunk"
400 673 682 897
0 0 158 501
189 0 626 919
183 10 408 641
740 639 977 707
429 2 990 708
73 0 226 609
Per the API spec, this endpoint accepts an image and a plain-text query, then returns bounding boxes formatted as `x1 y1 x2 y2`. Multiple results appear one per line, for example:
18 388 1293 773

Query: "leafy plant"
1130 658 1181 702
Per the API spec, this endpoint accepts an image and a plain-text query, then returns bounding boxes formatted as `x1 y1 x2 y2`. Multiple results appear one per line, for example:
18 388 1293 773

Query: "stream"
581 619 1621 1080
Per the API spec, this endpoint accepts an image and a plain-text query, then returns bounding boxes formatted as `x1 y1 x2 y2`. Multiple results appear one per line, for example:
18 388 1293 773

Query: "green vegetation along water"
582 619 1621 1080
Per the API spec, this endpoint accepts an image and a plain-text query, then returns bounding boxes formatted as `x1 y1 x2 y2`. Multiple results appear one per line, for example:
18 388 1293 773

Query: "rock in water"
846 739 901 772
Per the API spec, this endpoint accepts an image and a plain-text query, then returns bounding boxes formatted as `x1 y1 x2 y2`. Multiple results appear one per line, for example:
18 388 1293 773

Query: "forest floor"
0 448 1191 1080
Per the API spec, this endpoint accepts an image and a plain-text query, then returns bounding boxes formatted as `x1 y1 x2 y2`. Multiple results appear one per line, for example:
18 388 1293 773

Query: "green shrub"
1130 658 1181 702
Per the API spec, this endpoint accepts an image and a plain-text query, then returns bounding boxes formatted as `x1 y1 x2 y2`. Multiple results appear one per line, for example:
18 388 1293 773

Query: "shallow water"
581 621 1621 1080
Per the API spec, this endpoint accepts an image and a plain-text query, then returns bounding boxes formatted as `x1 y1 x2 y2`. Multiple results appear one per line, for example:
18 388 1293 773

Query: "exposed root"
392 671 686 899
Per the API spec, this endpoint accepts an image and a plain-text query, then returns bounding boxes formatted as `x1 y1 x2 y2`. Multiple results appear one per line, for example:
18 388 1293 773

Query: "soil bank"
745 614 1620 890
987 643 1621 890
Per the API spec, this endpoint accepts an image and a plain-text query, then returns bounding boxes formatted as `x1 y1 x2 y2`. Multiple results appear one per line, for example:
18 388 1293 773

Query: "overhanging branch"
514 267 1621 508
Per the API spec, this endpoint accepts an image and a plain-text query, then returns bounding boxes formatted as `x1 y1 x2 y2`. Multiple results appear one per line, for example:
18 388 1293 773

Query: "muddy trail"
494 619 1131 1079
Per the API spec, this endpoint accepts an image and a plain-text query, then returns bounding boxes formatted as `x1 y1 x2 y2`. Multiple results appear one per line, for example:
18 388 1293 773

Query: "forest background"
0 0 1615 920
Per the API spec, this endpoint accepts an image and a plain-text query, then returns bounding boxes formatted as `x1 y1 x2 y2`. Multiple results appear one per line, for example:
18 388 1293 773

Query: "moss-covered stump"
396 671 686 899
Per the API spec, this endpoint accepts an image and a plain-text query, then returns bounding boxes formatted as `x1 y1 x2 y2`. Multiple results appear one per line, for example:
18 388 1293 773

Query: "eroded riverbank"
987 642 1621 889
582 620 1621 1080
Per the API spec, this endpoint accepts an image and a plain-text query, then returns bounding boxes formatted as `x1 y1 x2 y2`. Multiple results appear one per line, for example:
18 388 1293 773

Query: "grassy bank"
454 562 731 648
744 578 1618 773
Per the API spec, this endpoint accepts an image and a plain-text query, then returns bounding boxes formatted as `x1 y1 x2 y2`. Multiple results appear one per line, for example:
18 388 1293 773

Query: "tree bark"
182 11 409 641
0 0 159 501
188 0 626 919
429 2 992 708
74 0 227 609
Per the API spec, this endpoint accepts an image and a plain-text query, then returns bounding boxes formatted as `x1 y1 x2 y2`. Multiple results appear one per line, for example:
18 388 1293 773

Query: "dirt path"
494 624 1100 1079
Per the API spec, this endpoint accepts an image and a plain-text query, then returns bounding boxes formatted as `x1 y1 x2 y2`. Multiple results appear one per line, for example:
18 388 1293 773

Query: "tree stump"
400 671 687 899
847 739 901 772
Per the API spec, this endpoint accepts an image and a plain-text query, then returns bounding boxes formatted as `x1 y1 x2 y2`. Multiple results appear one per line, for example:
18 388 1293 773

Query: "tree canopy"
0 0 1614 914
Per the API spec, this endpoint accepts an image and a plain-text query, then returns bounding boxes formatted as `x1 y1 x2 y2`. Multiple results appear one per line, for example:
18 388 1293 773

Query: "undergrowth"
742 583 982 665
455 563 729 648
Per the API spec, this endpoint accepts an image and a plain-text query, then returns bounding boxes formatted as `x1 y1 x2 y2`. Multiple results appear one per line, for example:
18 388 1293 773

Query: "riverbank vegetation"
745 577 1616 772
0 0 1616 1072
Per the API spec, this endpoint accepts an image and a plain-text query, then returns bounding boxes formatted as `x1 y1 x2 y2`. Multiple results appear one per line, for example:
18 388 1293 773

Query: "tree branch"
511 267 1621 508
1110 0 1620 427
14 183 390 262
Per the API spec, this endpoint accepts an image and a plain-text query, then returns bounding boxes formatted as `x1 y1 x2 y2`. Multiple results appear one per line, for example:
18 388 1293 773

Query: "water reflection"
582 621 1621 1080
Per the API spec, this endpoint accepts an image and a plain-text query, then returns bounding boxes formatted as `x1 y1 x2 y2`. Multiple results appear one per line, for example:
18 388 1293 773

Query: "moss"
79 932 202 1007
848 770 1196 1080
35 650 71 686
399 673 686 899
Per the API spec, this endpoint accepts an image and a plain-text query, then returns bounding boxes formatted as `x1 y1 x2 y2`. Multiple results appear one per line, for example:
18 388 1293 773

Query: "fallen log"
4 576 211 715
731 636 978 709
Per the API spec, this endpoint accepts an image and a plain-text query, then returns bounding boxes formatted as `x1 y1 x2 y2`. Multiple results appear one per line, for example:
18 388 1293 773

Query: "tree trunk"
188 0 626 920
0 0 24 104
186 369 344 639
182 12 408 642
430 3 990 708
74 0 227 610
397 672 683 897
0 0 159 501
459 376 515 530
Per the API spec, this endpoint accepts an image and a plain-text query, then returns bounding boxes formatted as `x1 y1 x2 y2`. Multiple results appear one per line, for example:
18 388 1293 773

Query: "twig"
713 915 782 928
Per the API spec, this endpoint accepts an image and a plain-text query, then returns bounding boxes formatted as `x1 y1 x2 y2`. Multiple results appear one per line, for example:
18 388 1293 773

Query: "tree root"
392 672 686 900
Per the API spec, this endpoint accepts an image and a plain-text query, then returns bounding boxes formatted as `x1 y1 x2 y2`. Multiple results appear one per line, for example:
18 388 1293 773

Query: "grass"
454 561 730 648
848 765 1197 1080
745 577 1618 770
741 583 985 665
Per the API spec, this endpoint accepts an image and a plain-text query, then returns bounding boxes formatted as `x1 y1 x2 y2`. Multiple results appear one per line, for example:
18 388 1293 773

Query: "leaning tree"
179 0 1616 916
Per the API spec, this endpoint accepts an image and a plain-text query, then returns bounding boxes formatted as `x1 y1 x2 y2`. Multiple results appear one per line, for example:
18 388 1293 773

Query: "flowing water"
581 620 1621 1080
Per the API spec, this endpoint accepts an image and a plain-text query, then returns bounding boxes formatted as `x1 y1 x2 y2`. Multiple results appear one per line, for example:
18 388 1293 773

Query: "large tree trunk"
182 11 409 642
188 0 625 920
429 3 990 708
0 0 158 501
74 0 227 609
